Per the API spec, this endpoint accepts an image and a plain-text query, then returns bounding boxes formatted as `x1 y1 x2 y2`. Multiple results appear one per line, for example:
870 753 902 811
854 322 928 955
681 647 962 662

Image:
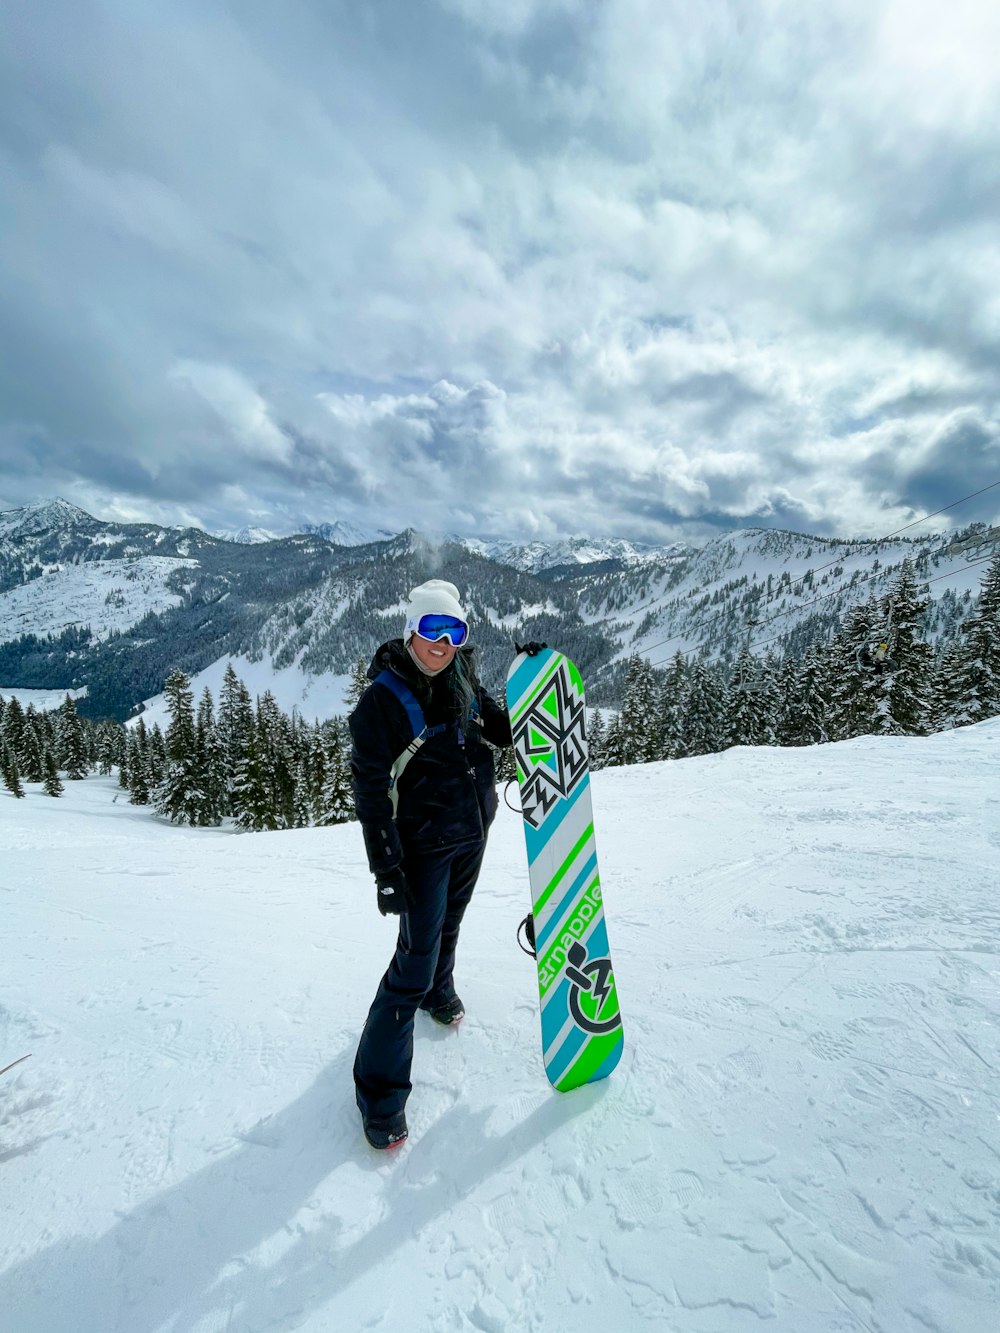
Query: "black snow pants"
353 839 486 1120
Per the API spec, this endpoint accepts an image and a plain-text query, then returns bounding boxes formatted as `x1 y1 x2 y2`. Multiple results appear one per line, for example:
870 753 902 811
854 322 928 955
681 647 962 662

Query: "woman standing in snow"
349 579 538 1150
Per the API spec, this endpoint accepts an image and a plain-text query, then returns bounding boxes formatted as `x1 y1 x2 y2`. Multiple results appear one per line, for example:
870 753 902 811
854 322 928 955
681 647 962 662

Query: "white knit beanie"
403 579 467 639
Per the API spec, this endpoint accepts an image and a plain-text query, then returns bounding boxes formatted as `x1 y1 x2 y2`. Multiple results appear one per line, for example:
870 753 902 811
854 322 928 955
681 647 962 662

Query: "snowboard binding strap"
516 913 536 959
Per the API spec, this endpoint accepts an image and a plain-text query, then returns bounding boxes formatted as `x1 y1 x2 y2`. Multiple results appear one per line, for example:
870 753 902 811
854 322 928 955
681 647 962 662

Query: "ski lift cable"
644 551 999 673
638 477 1000 662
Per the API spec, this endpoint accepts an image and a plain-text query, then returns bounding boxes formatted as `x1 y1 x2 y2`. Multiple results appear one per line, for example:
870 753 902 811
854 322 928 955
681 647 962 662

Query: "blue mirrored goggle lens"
416 614 468 645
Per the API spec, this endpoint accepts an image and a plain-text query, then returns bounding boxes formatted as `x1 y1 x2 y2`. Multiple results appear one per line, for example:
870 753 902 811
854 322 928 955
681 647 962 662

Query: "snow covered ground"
2 722 999 1332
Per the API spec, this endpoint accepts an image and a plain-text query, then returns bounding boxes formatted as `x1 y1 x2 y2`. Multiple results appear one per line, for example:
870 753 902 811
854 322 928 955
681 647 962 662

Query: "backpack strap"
374 670 449 816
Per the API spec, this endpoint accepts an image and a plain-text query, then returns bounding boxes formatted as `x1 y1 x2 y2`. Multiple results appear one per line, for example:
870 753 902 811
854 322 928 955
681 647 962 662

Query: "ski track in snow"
2 723 999 1332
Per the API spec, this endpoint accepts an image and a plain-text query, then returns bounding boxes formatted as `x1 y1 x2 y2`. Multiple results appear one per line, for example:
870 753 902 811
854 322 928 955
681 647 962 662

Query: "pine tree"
876 563 934 736
725 648 770 747
677 660 727 757
195 687 225 826
826 599 882 740
951 551 1000 726
317 724 354 824
127 718 152 805
601 713 629 768
345 657 371 712
617 655 658 763
19 707 46 783
256 691 296 829
655 652 689 760
153 669 208 824
292 747 313 828
1 696 26 769
233 733 279 831
43 750 64 797
929 641 966 732
96 721 125 776
58 694 89 779
588 709 607 770
1 744 25 798
216 664 254 813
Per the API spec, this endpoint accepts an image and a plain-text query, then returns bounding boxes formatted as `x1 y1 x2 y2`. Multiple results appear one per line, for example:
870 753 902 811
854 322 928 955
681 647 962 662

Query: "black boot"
362 1110 408 1150
423 994 465 1026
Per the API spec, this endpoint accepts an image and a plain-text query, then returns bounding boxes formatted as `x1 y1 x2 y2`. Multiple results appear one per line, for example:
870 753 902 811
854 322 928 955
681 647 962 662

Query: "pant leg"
422 840 486 1009
353 848 454 1120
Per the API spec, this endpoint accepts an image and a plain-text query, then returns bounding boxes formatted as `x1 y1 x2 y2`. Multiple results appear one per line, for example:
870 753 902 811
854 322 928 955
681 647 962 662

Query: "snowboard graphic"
506 649 623 1092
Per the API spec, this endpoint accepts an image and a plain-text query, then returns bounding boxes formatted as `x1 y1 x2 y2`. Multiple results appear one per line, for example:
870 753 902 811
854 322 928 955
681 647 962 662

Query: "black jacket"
349 639 513 874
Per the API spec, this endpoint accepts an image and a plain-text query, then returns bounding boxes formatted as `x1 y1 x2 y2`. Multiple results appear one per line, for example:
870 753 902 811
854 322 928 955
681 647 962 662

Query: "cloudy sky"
2 0 999 545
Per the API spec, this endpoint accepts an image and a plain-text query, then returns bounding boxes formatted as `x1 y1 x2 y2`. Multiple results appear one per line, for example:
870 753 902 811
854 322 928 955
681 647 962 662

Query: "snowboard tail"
506 649 623 1091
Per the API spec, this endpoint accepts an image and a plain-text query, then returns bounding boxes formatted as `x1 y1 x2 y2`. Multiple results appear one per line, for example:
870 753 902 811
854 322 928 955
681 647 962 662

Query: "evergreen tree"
617 655 658 763
725 648 770 747
154 669 211 824
1 696 26 769
256 690 296 829
292 747 313 828
588 709 607 770
345 657 371 712
96 720 126 776
655 652 689 760
57 694 89 779
216 664 254 813
317 724 353 824
196 687 226 825
233 733 279 831
929 641 966 732
876 563 934 736
127 718 152 805
826 600 882 740
1 744 25 798
677 660 727 757
601 713 629 768
951 552 1000 726
43 750 64 797
19 707 46 782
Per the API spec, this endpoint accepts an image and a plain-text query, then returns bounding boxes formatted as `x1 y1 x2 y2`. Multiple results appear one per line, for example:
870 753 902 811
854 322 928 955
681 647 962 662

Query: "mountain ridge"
0 498 989 721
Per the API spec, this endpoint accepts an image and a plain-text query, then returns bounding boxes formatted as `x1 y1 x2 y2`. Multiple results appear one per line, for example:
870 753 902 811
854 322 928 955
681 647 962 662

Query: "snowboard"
506 648 623 1092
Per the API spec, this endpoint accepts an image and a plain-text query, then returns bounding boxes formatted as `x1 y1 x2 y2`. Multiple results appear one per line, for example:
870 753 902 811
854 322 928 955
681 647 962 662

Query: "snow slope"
134 656 354 729
2 724 999 1332
0 557 194 646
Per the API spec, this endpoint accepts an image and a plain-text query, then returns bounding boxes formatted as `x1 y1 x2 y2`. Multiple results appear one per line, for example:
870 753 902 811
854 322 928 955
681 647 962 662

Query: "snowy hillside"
215 527 281 545
458 533 692 573
595 526 992 667
301 519 395 547
0 556 196 646
2 498 996 722
3 722 998 1332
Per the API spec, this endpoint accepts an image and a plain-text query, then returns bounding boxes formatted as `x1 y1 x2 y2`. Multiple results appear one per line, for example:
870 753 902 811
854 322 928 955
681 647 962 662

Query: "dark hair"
406 644 476 722
448 648 476 721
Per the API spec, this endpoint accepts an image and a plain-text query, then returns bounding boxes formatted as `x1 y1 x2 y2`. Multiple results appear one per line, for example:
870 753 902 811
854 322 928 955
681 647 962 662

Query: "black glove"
515 640 548 657
375 866 414 916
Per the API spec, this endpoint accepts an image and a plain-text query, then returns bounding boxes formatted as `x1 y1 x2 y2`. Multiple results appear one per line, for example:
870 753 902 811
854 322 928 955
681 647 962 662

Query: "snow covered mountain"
215 525 281 545
456 533 692 573
0 498 993 721
301 519 395 547
0 497 97 539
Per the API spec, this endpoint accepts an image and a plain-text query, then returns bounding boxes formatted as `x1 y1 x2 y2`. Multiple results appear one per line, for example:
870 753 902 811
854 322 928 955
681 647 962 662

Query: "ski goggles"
414 614 469 646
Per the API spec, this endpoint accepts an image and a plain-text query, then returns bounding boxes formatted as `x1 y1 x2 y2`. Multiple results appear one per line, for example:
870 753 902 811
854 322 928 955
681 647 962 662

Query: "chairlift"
733 620 766 694
856 596 897 673
945 525 1000 562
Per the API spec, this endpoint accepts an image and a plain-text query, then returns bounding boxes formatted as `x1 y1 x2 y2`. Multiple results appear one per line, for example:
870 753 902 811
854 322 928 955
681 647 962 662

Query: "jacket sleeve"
476 687 513 748
349 685 405 875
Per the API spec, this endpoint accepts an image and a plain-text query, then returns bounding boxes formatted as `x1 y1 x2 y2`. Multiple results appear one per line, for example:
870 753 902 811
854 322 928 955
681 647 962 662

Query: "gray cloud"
1 0 999 543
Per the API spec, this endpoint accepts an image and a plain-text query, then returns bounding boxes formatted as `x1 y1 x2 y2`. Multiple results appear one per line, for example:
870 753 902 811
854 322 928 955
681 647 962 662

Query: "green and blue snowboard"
506 648 624 1092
